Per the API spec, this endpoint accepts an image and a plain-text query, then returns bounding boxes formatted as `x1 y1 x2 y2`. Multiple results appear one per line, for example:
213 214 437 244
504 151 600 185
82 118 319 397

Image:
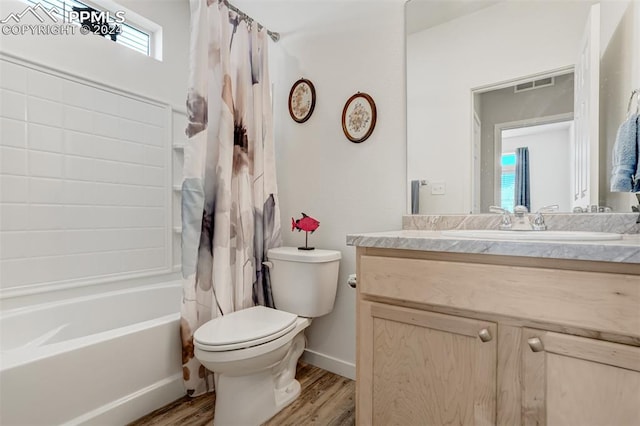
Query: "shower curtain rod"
222 0 280 42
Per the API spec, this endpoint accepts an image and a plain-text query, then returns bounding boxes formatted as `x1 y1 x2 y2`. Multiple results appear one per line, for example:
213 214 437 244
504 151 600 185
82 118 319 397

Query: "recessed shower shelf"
172 143 185 150
173 185 181 191
173 226 182 233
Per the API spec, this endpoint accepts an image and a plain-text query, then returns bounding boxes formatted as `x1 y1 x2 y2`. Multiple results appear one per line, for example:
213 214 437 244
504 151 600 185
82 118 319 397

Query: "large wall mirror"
406 0 640 215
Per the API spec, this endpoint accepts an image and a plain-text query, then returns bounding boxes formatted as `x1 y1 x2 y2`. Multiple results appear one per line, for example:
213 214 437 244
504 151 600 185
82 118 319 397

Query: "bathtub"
0 281 185 425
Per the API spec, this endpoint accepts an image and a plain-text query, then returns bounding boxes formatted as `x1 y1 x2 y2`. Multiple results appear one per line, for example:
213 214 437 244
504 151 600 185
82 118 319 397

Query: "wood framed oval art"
342 92 377 143
288 78 316 123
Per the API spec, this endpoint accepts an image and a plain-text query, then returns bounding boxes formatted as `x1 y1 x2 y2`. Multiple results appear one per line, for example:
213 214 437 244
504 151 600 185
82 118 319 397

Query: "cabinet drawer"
359 255 640 340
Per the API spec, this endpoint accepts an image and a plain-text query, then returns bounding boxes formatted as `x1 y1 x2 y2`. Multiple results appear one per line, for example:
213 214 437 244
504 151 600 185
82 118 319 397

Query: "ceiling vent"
514 77 555 93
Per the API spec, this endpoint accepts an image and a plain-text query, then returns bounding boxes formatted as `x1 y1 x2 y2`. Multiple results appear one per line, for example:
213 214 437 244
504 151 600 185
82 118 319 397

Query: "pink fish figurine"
291 213 320 233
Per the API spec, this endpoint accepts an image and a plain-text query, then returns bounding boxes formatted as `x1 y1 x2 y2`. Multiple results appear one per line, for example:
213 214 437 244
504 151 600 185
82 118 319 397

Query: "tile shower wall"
0 58 171 291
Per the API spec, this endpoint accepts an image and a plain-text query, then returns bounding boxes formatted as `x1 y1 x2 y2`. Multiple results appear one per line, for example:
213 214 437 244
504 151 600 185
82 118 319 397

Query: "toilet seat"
194 306 297 352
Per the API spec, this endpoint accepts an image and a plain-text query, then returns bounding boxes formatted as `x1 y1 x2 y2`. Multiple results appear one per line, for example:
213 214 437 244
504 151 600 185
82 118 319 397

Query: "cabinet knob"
478 328 492 342
527 337 544 352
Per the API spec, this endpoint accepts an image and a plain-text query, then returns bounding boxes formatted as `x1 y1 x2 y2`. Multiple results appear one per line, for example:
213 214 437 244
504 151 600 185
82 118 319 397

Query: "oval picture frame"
288 78 316 123
342 92 377 143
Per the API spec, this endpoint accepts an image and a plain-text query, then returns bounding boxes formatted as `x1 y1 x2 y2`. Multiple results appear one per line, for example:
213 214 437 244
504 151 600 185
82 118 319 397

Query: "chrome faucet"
532 205 559 230
490 205 558 231
511 205 532 230
489 206 512 230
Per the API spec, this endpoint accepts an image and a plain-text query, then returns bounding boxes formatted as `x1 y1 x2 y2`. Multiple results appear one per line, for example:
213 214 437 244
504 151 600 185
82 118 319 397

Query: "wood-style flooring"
129 362 355 426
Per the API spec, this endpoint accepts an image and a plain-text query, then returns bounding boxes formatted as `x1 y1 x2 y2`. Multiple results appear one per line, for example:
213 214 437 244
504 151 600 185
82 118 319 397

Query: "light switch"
431 182 446 195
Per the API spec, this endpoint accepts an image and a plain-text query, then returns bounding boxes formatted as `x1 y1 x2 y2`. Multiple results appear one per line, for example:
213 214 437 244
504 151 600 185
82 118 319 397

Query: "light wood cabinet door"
522 328 640 426
358 302 497 426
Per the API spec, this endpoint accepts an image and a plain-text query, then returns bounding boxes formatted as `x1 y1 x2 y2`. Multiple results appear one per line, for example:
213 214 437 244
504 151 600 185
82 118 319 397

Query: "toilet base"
213 373 301 425
212 332 306 426
275 378 301 409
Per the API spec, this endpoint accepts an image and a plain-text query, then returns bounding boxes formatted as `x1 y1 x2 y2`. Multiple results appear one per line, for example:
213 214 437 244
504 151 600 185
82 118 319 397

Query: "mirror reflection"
406 0 639 214
475 72 575 213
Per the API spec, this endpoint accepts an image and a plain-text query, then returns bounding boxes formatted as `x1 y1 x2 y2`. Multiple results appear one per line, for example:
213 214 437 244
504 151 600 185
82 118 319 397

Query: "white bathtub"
0 281 185 425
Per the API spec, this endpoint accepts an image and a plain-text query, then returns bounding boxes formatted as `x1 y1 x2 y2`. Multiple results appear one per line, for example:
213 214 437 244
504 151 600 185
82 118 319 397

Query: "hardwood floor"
129 362 355 426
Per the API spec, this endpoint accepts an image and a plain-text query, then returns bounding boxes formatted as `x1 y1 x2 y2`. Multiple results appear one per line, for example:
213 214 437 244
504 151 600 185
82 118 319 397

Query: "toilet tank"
266 247 341 317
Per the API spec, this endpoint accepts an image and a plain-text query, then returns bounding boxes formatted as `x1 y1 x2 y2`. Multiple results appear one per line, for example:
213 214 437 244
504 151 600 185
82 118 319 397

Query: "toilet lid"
194 306 297 351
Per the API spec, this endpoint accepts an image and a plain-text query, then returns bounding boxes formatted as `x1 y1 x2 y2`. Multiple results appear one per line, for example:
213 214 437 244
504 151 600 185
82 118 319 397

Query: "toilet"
193 246 341 426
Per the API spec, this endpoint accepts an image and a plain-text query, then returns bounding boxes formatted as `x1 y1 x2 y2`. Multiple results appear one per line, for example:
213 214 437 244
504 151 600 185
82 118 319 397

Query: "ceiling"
228 0 605 41
232 0 406 37
405 0 501 34
228 0 505 39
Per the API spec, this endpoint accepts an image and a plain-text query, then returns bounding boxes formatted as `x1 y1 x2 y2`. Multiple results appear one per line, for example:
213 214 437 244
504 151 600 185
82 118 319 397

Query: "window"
500 153 516 212
26 0 151 56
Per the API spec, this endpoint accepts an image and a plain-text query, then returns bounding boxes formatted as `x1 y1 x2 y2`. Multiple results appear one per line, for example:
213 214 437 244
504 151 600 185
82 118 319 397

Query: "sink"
440 229 623 242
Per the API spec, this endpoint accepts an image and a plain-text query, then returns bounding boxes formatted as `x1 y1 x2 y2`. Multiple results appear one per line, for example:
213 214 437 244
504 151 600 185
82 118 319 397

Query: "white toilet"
193 247 341 426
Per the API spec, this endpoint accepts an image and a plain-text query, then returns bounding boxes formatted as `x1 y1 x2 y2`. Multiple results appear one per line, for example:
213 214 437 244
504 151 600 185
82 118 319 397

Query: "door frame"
493 112 575 209
470 66 574 211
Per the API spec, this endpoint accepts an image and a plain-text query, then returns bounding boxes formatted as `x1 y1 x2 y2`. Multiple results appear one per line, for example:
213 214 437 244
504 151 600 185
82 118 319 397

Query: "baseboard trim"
66 374 185 425
302 349 355 380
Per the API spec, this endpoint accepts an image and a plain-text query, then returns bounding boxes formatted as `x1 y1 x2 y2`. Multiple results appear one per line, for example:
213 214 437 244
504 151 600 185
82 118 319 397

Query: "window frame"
500 152 517 212
23 0 155 57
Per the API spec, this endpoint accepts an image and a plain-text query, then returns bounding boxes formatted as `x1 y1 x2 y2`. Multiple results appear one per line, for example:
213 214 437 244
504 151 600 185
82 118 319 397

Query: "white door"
472 112 482 213
572 3 600 209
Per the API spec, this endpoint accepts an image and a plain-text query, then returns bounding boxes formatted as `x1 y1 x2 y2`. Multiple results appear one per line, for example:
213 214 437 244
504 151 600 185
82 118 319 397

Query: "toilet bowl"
194 247 341 426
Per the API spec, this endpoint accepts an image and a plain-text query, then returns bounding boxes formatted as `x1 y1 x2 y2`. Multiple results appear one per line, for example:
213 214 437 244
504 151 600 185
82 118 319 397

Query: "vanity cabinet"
356 247 640 426
520 328 640 426
359 302 497 425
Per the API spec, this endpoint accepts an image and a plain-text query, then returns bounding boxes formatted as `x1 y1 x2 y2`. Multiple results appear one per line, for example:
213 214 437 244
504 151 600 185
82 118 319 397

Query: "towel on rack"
610 113 639 192
635 115 640 192
411 180 420 214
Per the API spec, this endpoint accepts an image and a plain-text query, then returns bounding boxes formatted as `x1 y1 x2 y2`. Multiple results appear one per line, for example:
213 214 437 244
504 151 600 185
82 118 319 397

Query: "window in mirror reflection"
500 153 516 212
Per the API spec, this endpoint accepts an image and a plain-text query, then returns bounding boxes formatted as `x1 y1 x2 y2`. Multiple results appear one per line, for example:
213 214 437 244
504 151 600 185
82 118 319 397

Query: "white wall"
0 0 189 307
0 0 189 108
407 1 592 214
600 0 639 212
268 1 406 378
502 125 572 212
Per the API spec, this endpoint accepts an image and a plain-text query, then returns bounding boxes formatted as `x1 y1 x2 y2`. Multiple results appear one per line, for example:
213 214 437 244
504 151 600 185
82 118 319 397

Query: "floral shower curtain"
180 0 282 397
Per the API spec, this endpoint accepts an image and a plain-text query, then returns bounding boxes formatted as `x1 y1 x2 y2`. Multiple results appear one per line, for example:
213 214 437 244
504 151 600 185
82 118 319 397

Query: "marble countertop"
347 230 640 263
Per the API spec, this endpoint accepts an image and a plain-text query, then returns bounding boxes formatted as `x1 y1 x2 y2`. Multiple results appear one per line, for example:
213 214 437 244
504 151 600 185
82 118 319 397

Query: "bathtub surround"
0 0 190 302
0 0 190 423
0 282 183 425
0 57 171 293
182 0 281 396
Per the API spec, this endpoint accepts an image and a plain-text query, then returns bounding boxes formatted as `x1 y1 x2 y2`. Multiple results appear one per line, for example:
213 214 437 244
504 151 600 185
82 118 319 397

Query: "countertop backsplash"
403 213 640 234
